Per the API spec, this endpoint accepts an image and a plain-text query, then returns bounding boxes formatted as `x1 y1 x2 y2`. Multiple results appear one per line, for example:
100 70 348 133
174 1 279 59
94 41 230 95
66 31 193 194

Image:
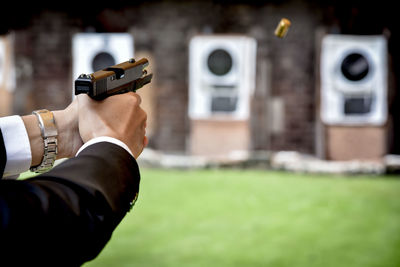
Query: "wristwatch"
30 109 58 173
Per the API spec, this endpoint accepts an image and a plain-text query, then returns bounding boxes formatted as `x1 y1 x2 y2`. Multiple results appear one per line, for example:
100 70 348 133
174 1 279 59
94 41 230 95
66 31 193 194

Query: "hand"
77 92 148 159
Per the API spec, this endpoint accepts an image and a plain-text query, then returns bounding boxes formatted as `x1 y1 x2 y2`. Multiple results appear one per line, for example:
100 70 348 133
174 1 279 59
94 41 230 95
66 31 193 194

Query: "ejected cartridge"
274 18 291 38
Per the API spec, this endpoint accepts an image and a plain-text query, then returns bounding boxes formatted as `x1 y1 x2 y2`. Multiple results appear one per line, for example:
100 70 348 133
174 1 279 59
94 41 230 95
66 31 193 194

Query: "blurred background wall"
0 0 398 160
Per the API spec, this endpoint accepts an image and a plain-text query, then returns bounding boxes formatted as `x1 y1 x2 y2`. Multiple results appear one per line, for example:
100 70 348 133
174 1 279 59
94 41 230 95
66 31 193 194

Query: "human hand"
77 92 148 159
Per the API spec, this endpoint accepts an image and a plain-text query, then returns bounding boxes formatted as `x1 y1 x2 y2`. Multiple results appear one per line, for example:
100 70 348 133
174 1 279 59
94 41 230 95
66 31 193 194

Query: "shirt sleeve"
0 115 134 179
76 136 134 158
0 116 32 178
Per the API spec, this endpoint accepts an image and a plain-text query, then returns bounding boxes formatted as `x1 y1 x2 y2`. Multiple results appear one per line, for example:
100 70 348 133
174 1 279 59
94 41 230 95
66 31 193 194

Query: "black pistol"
75 58 153 100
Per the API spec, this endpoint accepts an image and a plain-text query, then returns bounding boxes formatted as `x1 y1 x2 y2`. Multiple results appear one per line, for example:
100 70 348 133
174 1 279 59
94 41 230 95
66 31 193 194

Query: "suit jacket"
0 128 140 266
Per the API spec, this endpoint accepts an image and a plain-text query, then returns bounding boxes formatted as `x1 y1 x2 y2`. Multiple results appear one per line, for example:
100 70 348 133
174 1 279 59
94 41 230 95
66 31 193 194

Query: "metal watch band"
30 109 58 173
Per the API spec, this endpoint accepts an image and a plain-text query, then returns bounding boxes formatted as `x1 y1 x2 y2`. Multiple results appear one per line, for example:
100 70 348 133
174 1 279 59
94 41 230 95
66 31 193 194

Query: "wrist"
53 109 80 159
21 114 44 167
29 109 58 173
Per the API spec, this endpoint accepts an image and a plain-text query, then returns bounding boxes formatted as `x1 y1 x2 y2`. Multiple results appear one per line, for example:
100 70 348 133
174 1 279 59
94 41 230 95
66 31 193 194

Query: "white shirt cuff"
76 136 134 158
0 115 32 178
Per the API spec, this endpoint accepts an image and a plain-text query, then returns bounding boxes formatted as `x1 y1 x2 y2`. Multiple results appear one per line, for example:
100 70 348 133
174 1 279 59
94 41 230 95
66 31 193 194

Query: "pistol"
75 58 153 100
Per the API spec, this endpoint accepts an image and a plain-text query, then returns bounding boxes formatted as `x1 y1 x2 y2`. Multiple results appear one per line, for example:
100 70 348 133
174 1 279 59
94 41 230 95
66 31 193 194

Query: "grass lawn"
81 168 400 267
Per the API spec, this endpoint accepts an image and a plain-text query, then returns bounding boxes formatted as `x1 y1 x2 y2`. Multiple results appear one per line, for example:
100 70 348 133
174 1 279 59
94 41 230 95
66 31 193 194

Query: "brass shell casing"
274 18 291 38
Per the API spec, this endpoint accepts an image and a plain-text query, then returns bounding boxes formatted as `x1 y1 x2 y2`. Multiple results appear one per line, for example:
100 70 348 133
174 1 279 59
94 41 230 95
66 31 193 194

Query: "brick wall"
12 1 323 154
13 12 81 113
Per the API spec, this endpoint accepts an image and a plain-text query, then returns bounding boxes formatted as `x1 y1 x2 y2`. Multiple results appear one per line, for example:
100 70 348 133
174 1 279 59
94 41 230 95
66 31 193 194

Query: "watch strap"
30 109 58 173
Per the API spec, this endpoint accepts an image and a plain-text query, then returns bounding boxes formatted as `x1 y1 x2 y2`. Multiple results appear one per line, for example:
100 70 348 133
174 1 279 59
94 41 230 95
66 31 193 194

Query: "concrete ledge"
270 151 385 175
137 148 400 175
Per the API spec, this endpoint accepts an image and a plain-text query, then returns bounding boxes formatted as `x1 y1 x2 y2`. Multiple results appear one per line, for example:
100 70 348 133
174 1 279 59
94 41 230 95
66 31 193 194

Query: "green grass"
80 168 400 267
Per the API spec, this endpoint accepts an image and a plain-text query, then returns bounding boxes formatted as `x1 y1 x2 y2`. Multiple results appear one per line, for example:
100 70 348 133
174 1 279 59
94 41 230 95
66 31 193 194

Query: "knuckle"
142 108 147 118
140 107 147 120
126 92 142 105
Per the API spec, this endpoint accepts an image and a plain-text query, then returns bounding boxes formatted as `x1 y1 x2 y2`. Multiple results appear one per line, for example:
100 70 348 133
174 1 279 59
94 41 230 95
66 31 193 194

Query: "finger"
76 94 91 106
65 98 78 111
142 111 147 128
68 96 78 106
129 92 142 105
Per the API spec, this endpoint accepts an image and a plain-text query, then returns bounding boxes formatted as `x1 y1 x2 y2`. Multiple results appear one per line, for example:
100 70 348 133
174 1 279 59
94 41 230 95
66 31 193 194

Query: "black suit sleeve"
0 142 140 266
0 129 7 176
